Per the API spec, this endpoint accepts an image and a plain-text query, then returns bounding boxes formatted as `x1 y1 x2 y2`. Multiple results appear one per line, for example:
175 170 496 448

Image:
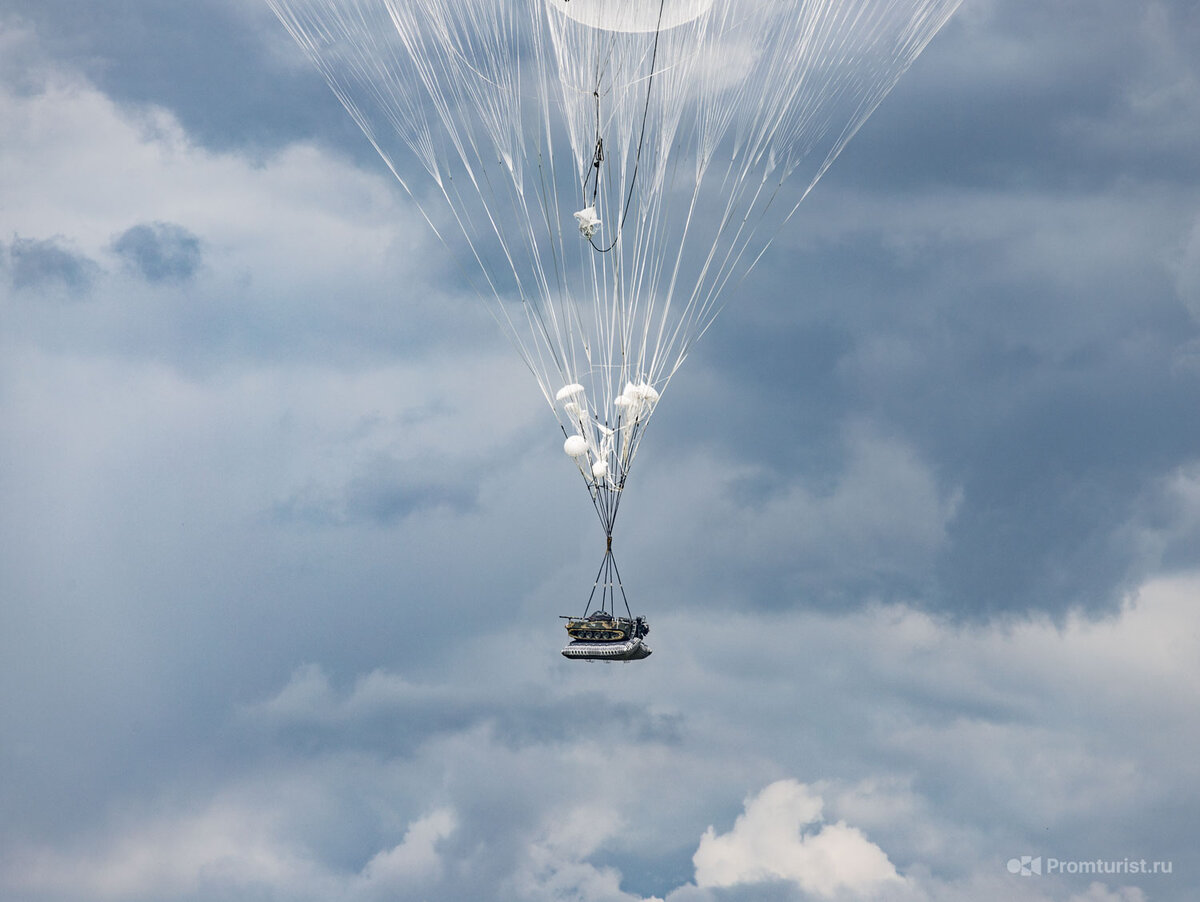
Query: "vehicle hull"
561 636 652 661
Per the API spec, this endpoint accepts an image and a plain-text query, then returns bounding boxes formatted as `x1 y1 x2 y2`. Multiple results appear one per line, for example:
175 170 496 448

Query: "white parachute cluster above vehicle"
557 380 658 491
266 0 962 658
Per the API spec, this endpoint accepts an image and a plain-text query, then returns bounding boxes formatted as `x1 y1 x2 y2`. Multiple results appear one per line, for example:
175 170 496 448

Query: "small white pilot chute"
563 434 589 458
573 206 601 239
556 383 586 401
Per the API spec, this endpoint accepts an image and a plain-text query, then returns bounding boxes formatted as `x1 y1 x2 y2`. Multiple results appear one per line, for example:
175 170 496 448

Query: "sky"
2 1 1199 900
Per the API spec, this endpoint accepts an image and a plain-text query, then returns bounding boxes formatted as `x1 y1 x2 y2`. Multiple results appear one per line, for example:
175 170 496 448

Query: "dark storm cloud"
649 0 1200 619
932 349 1200 616
276 473 478 526
243 663 683 761
345 463 479 523
111 222 202 282
673 217 1200 617
274 451 489 526
832 0 1200 192
0 0 364 157
4 235 98 293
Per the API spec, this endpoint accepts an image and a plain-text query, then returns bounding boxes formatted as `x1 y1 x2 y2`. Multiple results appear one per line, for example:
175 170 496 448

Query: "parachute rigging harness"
556 381 657 661
558 0 668 660
573 0 668 253
561 534 652 661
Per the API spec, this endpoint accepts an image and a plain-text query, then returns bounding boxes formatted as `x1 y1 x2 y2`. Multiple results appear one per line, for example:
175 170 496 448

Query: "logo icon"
1006 856 1042 876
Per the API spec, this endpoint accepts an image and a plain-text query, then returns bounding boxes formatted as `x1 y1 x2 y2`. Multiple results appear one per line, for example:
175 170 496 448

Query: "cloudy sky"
2 1 1199 900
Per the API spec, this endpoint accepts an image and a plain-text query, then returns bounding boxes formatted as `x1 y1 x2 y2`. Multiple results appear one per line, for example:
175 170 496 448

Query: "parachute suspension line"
561 421 619 534
268 0 966 642
582 94 604 207
582 538 632 620
586 0 668 256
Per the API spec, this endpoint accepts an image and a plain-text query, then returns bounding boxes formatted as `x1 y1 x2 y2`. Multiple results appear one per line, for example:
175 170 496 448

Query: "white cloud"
0 25 492 379
508 804 663 902
8 787 456 902
5 572 1197 901
0 38 414 275
9 798 328 900
692 779 903 897
358 808 457 890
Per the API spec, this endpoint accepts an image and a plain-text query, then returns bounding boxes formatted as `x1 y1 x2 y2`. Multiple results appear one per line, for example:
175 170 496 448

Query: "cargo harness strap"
583 541 633 620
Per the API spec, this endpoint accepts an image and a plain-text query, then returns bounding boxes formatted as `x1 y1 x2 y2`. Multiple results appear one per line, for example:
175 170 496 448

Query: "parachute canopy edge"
548 0 716 33
556 383 587 401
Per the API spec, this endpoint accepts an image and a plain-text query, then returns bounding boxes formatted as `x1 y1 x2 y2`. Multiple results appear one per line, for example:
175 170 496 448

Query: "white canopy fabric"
267 0 961 531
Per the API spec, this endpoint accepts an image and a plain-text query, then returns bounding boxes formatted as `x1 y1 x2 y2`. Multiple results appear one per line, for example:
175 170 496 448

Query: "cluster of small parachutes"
558 380 659 491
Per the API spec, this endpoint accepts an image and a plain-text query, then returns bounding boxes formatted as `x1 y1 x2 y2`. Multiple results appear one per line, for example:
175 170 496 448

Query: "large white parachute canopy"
553 0 715 32
266 0 961 533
